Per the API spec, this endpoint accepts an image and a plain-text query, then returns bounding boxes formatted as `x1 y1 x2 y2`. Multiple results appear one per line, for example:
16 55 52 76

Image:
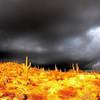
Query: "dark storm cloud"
0 0 66 29
0 0 100 66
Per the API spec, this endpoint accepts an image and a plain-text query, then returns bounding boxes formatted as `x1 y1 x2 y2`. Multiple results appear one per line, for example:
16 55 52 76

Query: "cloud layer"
0 0 100 68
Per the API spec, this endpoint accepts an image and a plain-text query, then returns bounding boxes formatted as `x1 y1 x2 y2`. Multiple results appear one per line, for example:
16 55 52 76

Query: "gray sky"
0 0 100 69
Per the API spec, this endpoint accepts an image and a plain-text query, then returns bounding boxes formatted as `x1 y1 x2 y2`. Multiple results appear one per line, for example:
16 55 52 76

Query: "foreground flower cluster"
0 61 100 100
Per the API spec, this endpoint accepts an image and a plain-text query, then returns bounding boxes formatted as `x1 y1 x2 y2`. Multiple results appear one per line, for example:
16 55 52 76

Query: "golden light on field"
0 57 100 100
